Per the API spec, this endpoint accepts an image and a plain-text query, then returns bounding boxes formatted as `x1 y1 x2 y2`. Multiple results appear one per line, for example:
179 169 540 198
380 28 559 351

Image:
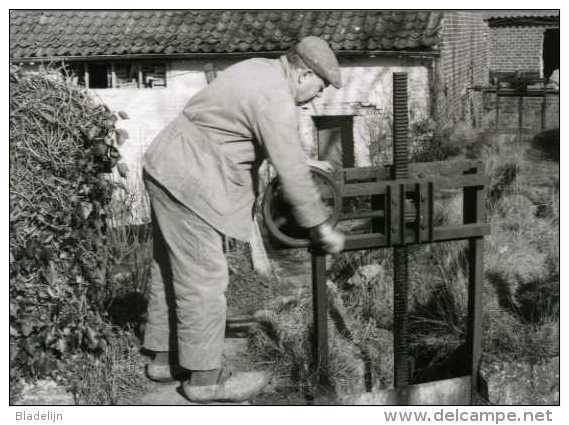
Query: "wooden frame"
262 74 489 405
309 159 489 404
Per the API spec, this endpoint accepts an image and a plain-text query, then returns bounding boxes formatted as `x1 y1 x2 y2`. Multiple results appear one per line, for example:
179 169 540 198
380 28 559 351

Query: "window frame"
65 60 167 89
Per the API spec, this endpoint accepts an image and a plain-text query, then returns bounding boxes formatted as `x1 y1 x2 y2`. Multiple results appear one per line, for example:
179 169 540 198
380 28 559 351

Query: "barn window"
139 63 167 88
114 63 139 88
87 63 111 89
62 61 167 89
313 115 355 169
543 29 559 81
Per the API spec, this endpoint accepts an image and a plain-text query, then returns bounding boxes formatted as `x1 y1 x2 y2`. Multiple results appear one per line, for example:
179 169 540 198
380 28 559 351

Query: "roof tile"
485 10 558 19
10 10 443 59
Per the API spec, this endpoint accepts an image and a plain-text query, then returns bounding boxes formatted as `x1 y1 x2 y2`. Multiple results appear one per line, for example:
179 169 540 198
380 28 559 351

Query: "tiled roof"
484 9 559 20
10 10 443 59
484 9 559 27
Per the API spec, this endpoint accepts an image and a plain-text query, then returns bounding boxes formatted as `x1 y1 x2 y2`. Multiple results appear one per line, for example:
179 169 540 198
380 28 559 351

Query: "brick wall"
298 56 431 167
483 22 560 134
487 24 558 75
438 11 490 127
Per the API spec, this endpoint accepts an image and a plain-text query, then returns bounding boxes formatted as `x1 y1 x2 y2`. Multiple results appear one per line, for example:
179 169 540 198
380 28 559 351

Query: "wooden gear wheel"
262 166 342 248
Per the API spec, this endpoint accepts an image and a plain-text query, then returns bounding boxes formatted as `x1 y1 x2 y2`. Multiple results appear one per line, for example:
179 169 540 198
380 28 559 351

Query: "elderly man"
142 36 345 403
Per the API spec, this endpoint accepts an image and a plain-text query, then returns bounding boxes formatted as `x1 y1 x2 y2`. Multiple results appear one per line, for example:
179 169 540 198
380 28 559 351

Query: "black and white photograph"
8 7 561 417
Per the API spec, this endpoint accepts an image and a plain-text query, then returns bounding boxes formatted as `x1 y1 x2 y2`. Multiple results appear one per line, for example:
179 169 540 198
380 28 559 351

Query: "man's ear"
298 69 314 84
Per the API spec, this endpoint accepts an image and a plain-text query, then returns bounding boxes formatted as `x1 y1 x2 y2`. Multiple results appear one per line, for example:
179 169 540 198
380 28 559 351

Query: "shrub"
483 301 559 362
10 65 124 385
485 199 554 296
410 117 463 163
364 112 462 166
527 128 560 162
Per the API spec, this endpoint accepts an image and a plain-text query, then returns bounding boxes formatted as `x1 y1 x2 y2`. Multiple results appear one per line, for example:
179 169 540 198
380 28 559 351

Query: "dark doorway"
543 29 559 81
88 63 110 89
313 115 354 170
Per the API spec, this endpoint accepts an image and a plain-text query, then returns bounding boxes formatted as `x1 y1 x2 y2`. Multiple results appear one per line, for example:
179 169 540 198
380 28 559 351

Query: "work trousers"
143 176 228 370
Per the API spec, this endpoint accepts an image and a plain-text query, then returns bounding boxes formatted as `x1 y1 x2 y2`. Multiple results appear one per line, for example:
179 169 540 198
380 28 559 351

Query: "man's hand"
310 222 345 254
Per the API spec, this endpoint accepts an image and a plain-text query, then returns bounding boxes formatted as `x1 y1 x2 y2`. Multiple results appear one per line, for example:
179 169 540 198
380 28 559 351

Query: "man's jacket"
143 57 329 241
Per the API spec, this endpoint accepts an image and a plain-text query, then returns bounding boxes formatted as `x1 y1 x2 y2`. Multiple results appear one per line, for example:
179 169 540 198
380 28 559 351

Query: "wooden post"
495 90 500 129
463 182 485 402
204 63 218 84
371 168 385 234
138 65 143 89
541 83 547 130
392 73 410 401
83 63 89 89
111 63 117 88
311 252 328 387
518 94 524 141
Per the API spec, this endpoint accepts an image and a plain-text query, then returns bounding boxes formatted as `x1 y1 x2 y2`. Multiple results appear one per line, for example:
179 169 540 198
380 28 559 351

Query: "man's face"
295 70 327 105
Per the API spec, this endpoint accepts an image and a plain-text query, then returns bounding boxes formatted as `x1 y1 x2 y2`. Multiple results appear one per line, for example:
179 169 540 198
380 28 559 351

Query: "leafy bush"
9 66 123 385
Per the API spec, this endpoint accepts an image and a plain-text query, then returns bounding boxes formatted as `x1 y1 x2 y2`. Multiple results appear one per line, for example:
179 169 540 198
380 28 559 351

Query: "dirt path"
134 338 253 405
129 248 315 405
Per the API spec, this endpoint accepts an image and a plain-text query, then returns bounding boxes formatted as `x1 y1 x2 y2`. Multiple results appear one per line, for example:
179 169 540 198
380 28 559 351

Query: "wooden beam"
418 182 434 242
483 87 559 97
463 178 486 401
341 222 489 252
341 160 485 183
311 253 329 388
10 49 439 64
111 62 116 88
541 83 548 129
433 223 491 241
138 65 143 89
344 233 388 251
341 174 489 197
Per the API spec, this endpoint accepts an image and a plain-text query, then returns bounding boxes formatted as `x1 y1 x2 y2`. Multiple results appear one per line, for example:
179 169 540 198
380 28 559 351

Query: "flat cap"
295 36 342 89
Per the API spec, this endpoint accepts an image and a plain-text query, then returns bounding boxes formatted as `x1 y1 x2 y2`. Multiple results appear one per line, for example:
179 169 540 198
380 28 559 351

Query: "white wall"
298 56 430 166
91 55 430 223
91 58 242 224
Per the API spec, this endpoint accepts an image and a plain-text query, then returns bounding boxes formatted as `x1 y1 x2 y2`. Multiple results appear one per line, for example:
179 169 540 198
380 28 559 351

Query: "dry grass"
240 126 559 405
66 191 153 405
247 279 395 401
428 132 559 368
70 331 149 405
